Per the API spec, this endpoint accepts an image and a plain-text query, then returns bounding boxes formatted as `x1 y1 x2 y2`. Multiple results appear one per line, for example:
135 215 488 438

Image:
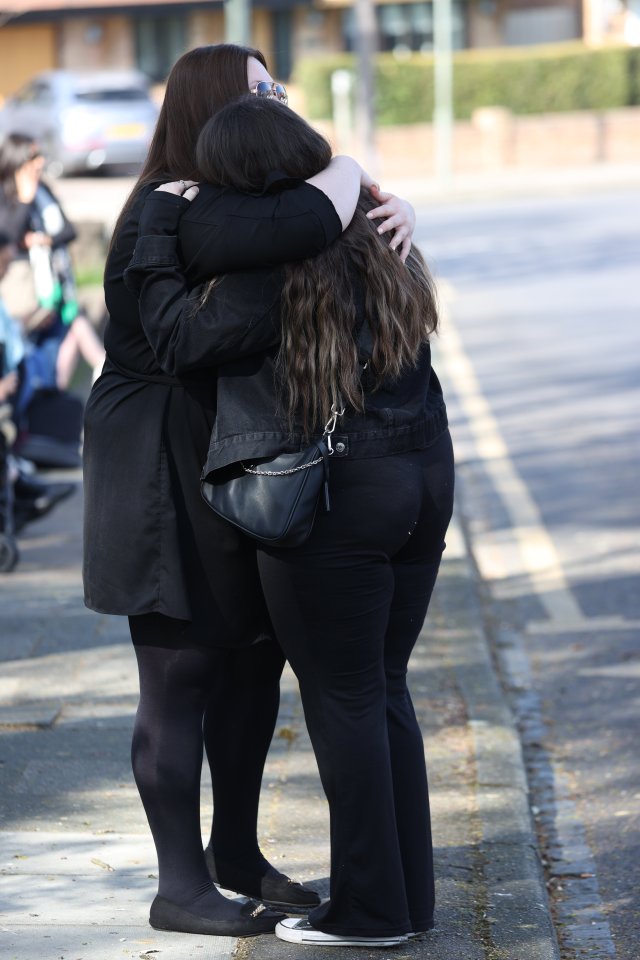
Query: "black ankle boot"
205 845 321 912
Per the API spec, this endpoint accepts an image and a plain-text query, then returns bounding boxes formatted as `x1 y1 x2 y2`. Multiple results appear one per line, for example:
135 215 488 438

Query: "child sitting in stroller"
0 231 75 572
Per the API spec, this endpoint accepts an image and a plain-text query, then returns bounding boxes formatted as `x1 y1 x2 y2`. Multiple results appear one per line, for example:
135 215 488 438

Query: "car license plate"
108 122 146 140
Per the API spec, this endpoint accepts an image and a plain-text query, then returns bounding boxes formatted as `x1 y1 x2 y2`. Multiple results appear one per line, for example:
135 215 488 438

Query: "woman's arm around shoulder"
179 157 417 278
125 184 282 375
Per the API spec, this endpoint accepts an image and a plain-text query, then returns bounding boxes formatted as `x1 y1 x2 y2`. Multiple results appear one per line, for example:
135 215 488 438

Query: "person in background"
0 234 21 407
0 230 74 546
125 96 453 949
83 42 417 939
0 133 105 390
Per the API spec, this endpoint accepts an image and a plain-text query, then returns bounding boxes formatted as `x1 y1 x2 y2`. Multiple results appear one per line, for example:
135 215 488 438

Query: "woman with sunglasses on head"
82 43 417 939
125 96 454 949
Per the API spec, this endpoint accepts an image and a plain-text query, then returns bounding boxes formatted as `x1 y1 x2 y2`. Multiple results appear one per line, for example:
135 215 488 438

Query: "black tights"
129 614 285 914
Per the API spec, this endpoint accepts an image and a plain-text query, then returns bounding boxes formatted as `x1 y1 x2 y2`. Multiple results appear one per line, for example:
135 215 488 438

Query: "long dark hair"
0 132 36 204
196 97 439 436
196 95 332 191
110 43 267 250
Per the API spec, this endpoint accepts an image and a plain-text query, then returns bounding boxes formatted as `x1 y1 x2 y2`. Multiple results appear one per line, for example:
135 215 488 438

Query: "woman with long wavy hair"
82 44 417 939
125 96 454 948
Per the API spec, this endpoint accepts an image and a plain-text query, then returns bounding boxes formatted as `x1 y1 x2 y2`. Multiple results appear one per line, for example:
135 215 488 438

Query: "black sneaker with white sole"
275 917 408 947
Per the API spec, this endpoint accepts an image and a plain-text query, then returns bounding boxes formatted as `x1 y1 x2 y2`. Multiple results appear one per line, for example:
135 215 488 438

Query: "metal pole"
354 0 378 174
225 0 251 45
331 69 354 155
433 0 453 190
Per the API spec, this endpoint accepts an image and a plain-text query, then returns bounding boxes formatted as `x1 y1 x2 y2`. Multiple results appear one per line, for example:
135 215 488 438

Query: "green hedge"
294 43 640 125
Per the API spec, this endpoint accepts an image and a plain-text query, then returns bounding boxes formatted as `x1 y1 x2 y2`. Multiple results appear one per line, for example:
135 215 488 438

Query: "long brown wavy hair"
196 97 439 436
110 43 267 252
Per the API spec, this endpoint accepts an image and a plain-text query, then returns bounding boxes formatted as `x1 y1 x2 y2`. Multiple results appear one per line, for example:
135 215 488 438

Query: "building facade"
0 0 635 101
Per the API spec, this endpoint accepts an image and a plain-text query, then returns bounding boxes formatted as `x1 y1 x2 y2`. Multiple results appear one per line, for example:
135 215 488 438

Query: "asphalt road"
416 188 640 959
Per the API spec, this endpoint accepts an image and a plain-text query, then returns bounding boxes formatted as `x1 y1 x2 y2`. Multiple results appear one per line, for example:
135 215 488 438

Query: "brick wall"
313 107 640 178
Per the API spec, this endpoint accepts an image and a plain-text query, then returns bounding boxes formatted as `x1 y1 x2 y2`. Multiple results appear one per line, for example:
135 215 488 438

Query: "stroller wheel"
0 533 19 573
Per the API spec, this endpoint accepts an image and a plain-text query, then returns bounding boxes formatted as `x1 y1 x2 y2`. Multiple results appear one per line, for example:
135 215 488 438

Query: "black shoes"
205 845 321 912
149 894 285 937
276 917 409 947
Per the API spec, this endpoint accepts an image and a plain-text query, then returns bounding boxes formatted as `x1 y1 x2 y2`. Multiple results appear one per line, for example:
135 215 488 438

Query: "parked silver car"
0 70 159 176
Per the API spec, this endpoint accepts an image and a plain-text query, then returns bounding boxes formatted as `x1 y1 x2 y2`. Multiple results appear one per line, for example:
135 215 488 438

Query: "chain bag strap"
201 405 345 548
240 404 344 511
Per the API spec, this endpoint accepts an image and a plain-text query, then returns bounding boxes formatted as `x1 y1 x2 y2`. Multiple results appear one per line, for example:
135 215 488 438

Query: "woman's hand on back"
155 181 200 202
365 185 416 263
138 181 200 239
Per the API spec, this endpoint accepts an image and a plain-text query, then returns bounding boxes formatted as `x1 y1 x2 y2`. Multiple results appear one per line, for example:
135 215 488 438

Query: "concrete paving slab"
13 760 133 796
58 699 139 725
0 643 137 704
0 832 155 875
0 701 63 728
476 787 537 846
0 834 244 960
0 924 237 960
482 850 559 960
1 873 154 923
470 719 530 793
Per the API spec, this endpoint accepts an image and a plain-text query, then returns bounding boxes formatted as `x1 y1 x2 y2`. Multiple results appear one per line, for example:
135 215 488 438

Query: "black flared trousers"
257 430 455 938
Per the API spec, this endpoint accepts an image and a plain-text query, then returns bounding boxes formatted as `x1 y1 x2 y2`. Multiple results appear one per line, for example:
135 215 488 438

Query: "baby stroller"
0 416 19 573
0 344 19 572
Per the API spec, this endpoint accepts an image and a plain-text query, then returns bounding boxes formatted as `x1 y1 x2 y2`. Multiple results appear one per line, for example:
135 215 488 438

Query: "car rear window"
74 89 149 102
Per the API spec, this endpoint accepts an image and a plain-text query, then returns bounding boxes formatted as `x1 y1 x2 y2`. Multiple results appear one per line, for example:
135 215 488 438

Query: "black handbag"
200 406 346 548
201 328 370 549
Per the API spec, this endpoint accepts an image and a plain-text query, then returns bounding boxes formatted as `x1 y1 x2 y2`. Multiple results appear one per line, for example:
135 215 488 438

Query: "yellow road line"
435 279 589 628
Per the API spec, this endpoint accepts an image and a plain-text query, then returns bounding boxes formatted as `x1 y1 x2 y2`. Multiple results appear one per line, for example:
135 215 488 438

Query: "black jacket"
83 177 341 624
0 182 76 250
125 192 448 479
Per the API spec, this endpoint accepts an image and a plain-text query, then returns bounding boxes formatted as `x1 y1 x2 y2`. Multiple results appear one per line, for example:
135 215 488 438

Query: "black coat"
82 179 340 644
0 181 76 249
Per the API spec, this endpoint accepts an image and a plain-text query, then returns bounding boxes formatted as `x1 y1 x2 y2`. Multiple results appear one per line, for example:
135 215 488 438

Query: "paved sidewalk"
0 470 559 959
382 161 640 205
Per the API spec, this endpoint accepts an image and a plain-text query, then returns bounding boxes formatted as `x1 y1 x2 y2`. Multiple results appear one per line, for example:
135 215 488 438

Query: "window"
134 15 187 83
14 81 54 105
343 1 467 54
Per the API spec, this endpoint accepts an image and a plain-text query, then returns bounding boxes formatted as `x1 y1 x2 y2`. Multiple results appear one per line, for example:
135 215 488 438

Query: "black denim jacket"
125 192 448 471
